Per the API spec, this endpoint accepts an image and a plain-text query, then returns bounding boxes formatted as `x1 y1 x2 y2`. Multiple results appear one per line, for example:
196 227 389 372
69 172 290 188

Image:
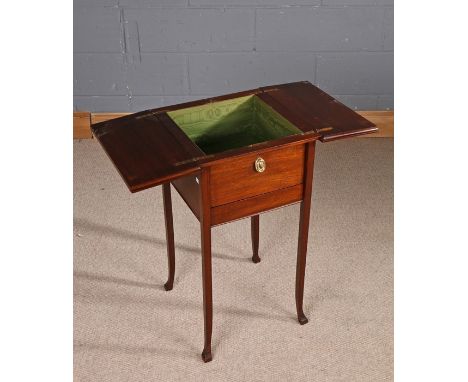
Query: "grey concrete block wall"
189 52 316 94
124 8 255 52
256 7 385 51
73 0 393 112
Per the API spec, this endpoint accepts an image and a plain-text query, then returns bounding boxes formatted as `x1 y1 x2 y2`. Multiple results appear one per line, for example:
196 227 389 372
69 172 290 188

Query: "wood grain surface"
210 144 305 206
211 184 303 226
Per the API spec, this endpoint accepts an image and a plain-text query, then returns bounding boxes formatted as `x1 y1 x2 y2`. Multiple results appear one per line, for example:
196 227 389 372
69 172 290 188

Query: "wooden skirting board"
73 111 393 139
73 112 93 139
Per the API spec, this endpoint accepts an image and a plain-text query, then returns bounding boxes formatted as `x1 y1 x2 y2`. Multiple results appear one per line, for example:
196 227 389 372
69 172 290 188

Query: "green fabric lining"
167 95 302 155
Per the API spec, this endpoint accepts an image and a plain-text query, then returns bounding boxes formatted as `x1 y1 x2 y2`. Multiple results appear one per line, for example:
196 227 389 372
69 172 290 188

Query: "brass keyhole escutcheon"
255 157 266 173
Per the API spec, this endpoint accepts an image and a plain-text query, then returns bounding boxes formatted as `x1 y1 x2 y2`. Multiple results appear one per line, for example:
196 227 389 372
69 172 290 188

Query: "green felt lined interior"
167 95 302 155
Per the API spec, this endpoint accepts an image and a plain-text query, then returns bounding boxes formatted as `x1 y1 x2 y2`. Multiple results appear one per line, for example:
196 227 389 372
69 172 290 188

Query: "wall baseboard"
73 112 93 139
73 111 394 139
357 111 394 138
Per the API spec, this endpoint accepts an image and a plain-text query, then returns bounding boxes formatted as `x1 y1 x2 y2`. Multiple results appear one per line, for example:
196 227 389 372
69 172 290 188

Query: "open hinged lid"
91 81 377 193
91 110 206 192
258 82 377 141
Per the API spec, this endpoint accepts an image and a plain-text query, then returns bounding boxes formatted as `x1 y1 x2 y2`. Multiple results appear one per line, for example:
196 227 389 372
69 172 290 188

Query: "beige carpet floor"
74 138 393 382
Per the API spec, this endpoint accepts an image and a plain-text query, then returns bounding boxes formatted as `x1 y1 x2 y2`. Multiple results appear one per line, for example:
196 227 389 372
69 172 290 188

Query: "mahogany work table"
91 81 377 363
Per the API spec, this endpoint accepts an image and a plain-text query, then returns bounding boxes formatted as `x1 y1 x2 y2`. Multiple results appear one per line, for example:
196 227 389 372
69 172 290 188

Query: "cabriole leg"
200 168 213 362
295 142 316 325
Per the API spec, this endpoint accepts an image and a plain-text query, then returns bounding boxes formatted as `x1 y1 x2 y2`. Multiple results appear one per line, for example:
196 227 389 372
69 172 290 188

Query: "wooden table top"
91 81 377 193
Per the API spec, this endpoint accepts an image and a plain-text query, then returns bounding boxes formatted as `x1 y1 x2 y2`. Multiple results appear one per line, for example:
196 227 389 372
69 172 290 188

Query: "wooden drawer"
210 144 305 206
211 184 303 226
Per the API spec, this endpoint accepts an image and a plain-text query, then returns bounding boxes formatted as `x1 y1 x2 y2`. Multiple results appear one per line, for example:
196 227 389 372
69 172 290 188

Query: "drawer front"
210 144 305 206
211 184 303 226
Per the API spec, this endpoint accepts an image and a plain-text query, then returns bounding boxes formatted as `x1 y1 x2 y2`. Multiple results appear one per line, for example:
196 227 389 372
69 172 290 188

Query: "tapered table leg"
295 142 316 325
199 168 213 363
162 183 175 291
251 215 260 263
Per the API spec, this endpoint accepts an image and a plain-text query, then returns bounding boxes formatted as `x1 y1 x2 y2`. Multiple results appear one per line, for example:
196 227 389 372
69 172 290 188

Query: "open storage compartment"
167 95 302 155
